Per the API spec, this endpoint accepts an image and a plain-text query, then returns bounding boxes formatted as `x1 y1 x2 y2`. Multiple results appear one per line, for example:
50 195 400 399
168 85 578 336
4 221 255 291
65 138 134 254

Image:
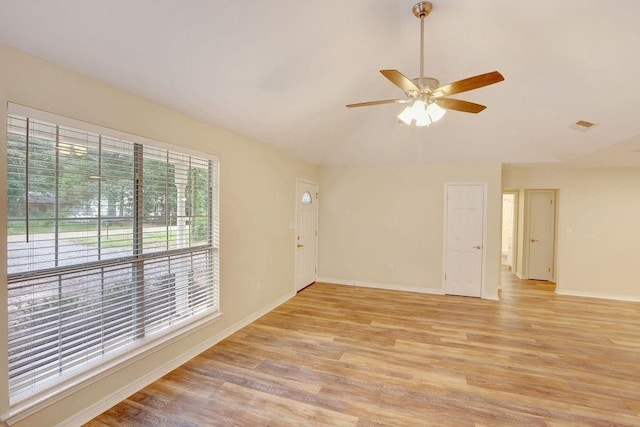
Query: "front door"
528 190 555 281
444 184 485 297
295 180 318 291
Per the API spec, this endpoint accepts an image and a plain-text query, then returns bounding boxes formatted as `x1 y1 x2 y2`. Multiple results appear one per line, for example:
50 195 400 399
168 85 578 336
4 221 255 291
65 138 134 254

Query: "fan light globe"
413 101 430 127
399 100 441 127
427 101 446 122
397 105 414 125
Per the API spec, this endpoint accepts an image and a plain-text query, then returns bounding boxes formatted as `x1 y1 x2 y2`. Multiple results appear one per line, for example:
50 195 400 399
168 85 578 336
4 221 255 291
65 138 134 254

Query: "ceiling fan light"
427 101 446 123
412 100 427 111
398 105 415 125
412 100 431 127
415 114 431 127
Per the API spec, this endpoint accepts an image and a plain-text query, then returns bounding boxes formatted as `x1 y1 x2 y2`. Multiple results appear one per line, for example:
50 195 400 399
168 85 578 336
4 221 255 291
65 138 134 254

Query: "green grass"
7 220 166 236
71 231 206 249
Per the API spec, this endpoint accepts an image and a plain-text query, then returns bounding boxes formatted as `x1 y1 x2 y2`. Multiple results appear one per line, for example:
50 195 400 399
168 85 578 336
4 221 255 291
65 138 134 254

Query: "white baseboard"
317 277 444 295
555 289 640 303
318 277 501 301
60 291 295 427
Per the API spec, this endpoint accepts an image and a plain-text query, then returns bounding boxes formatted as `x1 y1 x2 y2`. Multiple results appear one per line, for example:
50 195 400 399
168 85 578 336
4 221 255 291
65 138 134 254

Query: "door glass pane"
301 191 312 204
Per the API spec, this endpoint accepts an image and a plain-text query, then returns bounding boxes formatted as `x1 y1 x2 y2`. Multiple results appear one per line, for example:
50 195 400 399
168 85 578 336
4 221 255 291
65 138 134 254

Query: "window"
5 106 220 405
301 191 312 204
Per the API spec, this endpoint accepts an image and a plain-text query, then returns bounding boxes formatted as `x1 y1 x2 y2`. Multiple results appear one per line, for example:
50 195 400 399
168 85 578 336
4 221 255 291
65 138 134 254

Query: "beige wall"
0 43 318 425
503 166 640 300
318 163 503 299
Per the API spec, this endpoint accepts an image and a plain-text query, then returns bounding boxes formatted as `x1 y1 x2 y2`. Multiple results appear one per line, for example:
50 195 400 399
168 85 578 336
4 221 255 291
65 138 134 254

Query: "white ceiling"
1 0 640 167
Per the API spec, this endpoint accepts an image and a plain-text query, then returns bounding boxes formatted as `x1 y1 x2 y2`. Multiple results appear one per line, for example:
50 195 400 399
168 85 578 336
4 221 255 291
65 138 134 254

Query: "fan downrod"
412 1 433 18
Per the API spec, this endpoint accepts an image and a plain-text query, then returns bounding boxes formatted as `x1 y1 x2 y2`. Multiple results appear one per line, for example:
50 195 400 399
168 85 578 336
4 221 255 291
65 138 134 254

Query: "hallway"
500 266 556 299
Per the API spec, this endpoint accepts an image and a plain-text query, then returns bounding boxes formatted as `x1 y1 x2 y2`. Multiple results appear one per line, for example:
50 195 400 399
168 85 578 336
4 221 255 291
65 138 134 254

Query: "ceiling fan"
346 1 504 127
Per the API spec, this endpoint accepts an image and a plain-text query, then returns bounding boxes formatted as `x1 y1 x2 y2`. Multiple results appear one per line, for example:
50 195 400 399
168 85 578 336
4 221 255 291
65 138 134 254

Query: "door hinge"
548 267 551 272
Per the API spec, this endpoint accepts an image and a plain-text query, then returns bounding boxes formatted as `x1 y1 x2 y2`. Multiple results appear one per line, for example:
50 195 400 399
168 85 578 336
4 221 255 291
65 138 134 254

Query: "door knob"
473 245 482 249
530 238 539 243
297 244 304 248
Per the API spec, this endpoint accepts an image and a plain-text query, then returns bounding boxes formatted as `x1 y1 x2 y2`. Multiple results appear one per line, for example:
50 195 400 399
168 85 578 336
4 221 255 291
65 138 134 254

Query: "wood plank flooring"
87 272 640 426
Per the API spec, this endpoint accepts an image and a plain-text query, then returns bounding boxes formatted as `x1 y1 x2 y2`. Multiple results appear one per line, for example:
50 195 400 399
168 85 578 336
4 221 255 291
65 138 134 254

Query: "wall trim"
317 277 444 295
58 291 295 427
319 277 501 301
555 289 640 303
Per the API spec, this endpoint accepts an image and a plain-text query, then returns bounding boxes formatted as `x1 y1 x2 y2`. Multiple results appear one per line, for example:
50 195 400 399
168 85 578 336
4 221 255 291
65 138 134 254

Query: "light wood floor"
87 272 640 426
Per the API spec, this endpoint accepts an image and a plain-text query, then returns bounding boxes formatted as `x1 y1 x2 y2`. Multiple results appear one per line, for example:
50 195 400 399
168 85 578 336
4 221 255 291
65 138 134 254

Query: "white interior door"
295 180 318 291
444 184 485 297
528 190 555 281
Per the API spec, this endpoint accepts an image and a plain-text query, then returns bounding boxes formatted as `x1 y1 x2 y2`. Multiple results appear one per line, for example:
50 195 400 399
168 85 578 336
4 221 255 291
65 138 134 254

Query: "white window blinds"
6 109 220 402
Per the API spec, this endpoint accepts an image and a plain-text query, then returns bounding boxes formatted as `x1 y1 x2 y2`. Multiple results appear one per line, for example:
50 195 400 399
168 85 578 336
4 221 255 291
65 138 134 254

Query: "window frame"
3 103 222 418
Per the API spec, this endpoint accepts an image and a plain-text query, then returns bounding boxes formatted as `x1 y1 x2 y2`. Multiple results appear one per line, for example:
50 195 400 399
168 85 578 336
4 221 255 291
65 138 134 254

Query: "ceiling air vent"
570 120 597 132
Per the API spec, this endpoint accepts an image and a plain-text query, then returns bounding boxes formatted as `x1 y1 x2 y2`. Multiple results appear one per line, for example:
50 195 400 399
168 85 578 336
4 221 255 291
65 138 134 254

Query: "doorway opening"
501 191 517 272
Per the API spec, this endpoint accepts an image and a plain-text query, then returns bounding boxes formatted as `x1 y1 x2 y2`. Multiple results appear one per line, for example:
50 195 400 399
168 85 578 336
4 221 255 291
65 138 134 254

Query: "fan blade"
346 99 405 108
433 71 504 97
435 98 487 114
380 70 421 94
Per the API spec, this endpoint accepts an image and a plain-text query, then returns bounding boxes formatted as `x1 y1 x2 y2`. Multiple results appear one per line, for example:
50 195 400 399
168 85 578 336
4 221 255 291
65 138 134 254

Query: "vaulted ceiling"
1 0 639 166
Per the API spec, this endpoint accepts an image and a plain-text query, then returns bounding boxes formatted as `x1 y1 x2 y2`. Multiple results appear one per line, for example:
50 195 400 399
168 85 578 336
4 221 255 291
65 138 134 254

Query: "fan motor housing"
412 77 440 92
